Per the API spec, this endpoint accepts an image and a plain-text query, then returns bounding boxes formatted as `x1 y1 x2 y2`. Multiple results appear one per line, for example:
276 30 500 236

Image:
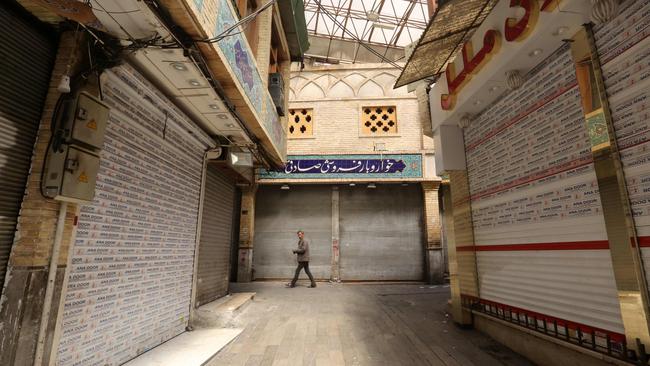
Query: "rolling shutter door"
464 44 624 334
196 165 236 306
57 64 214 365
339 184 424 281
254 185 332 280
0 5 54 290
594 0 650 289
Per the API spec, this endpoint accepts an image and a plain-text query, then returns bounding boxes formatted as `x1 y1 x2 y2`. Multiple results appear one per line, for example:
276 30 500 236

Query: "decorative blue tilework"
259 154 423 179
214 0 286 157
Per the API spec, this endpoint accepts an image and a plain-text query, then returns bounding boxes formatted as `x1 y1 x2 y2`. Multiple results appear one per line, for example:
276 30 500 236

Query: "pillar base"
237 248 253 282
425 247 445 284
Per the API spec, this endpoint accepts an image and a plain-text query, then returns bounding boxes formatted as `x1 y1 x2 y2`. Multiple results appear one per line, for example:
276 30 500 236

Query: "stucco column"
422 181 444 284
237 184 258 282
415 82 433 139
331 186 340 281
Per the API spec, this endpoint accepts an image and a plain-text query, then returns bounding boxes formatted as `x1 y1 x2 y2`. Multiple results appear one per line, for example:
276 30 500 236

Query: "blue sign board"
259 154 423 179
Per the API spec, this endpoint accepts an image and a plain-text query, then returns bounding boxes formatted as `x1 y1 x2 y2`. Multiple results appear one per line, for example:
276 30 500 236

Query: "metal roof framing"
304 0 430 64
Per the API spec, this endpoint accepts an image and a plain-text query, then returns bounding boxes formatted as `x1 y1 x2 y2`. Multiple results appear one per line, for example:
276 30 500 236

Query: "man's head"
297 230 304 239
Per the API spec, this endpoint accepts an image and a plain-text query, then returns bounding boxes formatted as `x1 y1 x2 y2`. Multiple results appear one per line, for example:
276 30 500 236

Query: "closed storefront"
57 65 214 365
0 4 54 290
196 165 237 306
254 185 332 280
594 0 650 288
254 184 425 281
464 44 624 334
339 184 424 281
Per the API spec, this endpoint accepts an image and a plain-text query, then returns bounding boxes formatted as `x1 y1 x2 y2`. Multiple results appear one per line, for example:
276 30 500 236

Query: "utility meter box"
66 92 109 149
43 145 100 203
42 91 109 203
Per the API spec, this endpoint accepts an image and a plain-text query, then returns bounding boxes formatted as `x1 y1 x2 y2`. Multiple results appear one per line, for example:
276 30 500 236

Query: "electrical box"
67 92 109 149
42 92 109 203
268 73 285 116
43 146 100 202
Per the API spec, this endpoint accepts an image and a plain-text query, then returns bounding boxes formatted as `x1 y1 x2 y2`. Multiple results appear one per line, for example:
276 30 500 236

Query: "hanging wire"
312 0 404 69
197 0 276 44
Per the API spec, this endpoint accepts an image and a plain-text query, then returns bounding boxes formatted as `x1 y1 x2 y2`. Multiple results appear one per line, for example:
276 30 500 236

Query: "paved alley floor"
206 282 532 366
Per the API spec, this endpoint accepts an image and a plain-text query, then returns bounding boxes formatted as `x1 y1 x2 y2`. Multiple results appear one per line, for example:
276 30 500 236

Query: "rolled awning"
394 0 499 88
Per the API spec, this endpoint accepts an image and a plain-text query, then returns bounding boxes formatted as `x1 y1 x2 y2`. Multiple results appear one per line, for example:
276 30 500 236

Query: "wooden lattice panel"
361 106 397 135
288 108 313 137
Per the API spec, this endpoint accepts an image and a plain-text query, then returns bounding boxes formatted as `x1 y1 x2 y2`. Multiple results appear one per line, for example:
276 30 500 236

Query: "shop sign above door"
259 154 423 179
441 0 563 110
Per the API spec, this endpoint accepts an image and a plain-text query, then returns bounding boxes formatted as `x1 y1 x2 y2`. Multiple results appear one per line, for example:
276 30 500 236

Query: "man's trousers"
291 261 316 286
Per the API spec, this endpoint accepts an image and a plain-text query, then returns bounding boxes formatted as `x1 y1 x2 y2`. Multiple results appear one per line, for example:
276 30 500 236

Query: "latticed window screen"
361 106 397 135
288 108 313 137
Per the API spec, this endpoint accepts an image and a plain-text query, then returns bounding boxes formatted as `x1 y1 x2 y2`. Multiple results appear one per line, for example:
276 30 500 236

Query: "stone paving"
207 282 532 366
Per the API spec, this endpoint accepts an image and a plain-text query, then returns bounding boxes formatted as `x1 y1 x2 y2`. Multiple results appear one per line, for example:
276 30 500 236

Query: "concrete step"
191 292 255 329
124 328 242 366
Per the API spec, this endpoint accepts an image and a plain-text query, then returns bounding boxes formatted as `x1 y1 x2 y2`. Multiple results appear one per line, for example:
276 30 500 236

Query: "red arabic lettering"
541 0 562 11
505 0 540 42
441 30 501 110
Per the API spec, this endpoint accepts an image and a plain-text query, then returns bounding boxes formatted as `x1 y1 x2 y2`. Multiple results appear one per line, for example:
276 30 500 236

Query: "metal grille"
339 184 424 280
595 0 650 292
0 4 54 289
196 165 236 306
288 108 314 137
464 43 624 338
57 65 213 365
254 185 333 280
464 295 628 360
360 106 397 135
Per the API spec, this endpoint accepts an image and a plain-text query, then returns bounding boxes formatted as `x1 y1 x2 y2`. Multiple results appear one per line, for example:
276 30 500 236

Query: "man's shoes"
309 283 317 288
285 283 295 288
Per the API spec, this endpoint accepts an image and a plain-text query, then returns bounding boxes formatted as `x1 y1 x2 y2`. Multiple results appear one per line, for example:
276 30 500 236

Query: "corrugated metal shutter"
57 64 214 365
0 5 54 290
339 184 424 281
254 185 332 280
594 0 650 288
196 165 236 306
464 43 624 333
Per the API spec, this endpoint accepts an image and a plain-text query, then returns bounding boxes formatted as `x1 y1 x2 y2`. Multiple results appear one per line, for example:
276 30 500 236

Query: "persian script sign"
259 154 423 179
283 159 406 174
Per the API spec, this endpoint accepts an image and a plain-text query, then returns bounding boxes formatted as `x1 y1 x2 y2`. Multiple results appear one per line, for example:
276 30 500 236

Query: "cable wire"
198 0 276 44
312 0 403 68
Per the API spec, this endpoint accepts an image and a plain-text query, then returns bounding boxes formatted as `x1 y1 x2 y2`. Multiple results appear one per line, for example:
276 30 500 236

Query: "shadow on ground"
207 282 533 366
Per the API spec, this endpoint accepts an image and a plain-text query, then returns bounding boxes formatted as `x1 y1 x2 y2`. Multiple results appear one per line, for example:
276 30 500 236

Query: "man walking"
287 230 317 288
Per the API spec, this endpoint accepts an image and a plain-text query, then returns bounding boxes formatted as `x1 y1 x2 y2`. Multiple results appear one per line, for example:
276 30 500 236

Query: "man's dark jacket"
295 239 310 262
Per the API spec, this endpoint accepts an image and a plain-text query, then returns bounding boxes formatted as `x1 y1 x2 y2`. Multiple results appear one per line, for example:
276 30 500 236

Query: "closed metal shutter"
594 0 650 288
464 44 623 333
0 5 54 289
339 184 424 281
254 185 332 280
196 165 236 306
57 65 214 365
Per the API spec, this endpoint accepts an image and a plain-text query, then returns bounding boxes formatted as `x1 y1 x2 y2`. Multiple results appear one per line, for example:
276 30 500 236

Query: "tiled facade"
284 63 431 159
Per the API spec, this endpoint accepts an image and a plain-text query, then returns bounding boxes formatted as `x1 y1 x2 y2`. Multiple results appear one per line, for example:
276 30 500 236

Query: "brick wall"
422 182 442 249
287 64 427 156
9 33 79 269
288 97 422 154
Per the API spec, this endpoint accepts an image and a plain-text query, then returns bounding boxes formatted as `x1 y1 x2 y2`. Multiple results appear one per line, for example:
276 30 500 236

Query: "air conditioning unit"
268 73 285 116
